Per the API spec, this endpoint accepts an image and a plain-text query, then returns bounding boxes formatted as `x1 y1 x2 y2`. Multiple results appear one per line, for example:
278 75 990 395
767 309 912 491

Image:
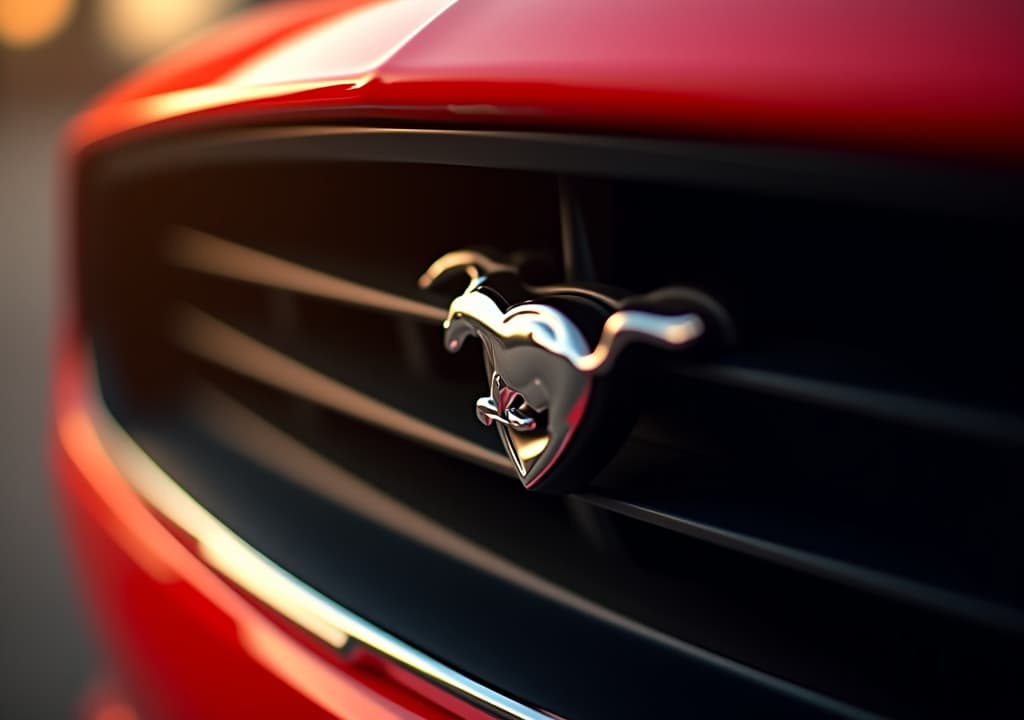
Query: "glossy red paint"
379 0 1024 158
55 2 1024 717
91 0 372 106
66 0 1024 160
53 340 493 720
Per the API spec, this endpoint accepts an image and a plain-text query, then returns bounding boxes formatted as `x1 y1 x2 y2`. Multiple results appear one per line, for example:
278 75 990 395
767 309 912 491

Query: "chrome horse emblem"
420 250 727 492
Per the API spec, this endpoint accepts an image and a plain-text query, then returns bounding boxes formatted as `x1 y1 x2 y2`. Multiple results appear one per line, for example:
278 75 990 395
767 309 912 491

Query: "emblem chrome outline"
421 250 726 491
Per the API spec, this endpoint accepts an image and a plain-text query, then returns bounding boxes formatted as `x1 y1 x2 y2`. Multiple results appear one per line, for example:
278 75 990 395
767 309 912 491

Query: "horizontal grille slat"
78 127 1024 718
167 226 448 323
677 363 1024 445
173 304 509 474
171 300 1024 628
584 494 1024 630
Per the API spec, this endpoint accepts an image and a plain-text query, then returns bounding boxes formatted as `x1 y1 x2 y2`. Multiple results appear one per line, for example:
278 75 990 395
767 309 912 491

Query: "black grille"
80 127 1024 718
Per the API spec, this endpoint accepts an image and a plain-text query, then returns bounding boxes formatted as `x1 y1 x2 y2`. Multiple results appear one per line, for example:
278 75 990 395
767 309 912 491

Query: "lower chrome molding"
75 360 555 720
67 351 869 719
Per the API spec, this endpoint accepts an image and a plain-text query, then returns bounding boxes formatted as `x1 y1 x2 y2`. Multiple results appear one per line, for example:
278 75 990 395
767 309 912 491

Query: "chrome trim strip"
187 385 871 720
80 359 871 719
82 365 555 720
165 227 447 323
171 305 511 474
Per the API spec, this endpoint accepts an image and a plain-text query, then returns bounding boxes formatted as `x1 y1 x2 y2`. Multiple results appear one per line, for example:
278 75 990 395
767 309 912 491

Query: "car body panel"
53 341 497 720
55 1 1024 718
68 0 1024 159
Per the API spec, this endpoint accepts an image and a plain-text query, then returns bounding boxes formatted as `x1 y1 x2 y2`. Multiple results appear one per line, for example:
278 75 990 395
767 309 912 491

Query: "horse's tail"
574 310 705 374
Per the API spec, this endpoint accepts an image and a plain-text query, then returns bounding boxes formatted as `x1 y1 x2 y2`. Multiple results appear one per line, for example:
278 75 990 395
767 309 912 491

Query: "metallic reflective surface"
53 0 1024 715
58 344 863 718
167 227 447 323
476 379 538 433
57 346 555 720
66 0 1024 160
171 305 509 473
424 251 706 489
178 375 869 719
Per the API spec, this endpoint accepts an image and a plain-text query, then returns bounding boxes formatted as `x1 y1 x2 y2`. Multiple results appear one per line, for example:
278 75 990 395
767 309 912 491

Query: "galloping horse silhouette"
420 250 719 490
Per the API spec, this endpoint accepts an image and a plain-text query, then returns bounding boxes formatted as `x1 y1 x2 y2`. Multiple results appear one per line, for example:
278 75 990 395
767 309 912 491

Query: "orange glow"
93 702 139 720
240 623 406 720
0 0 75 49
96 0 242 60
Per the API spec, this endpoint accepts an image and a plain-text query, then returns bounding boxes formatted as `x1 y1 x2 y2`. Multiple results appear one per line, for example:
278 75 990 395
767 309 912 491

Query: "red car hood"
70 0 1024 158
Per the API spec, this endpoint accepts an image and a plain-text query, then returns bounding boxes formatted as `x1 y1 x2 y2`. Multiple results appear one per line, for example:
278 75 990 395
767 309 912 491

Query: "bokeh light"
96 0 243 61
0 0 76 49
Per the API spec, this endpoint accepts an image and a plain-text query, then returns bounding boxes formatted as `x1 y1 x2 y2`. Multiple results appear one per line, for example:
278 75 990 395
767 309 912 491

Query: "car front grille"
79 126 1024 718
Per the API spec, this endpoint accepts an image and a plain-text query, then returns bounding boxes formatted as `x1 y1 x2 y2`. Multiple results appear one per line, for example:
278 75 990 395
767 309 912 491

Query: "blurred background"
1 1 253 716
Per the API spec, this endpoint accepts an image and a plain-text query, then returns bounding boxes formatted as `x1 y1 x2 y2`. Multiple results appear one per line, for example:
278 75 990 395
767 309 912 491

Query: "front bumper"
53 339 543 720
